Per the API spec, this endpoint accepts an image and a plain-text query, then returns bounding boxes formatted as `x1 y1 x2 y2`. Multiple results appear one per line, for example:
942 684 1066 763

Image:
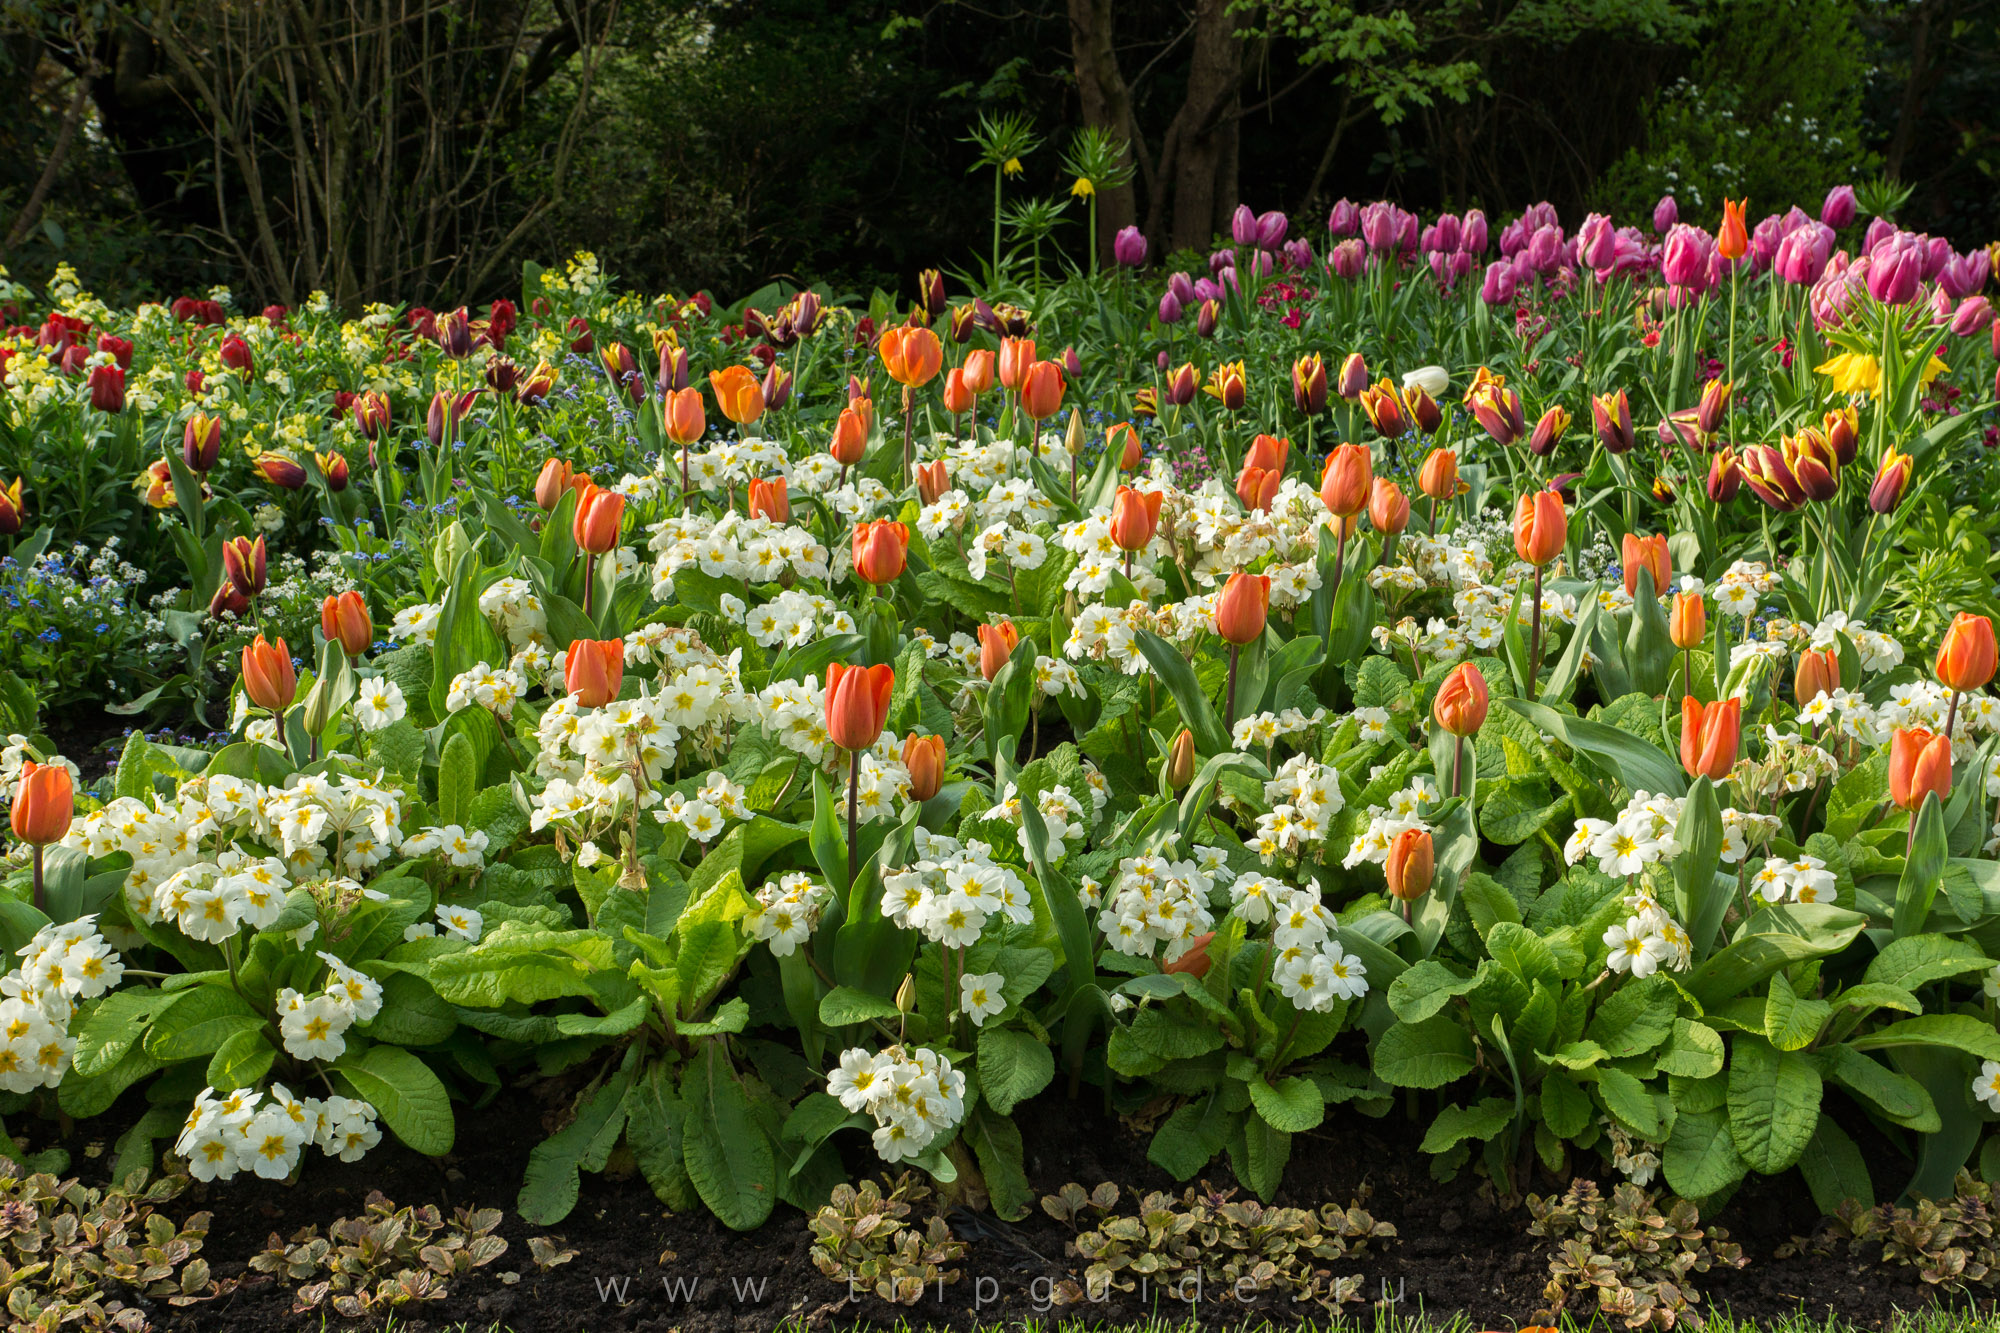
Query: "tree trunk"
1066 0 1136 266
1167 0 1244 254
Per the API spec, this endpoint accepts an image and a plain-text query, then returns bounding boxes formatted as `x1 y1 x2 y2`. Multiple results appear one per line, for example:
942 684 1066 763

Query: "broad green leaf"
1847 1014 2000 1062
1585 973 1677 1058
1685 905 1868 1009
1595 1065 1664 1139
1248 1076 1324 1134
1727 1038 1822 1174
205 1028 276 1092
819 986 900 1027
1664 1106 1747 1199
1820 1044 1937 1129
335 1045 455 1156
977 1027 1055 1115
1420 1097 1514 1155
1386 960 1479 1024
1374 1016 1476 1089
1503 697 1685 798
1863 934 1996 993
1656 1019 1726 1080
142 986 261 1062
1148 1095 1234 1180
1891 795 1949 939
680 1043 777 1230
1764 970 1832 1052
518 1067 634 1225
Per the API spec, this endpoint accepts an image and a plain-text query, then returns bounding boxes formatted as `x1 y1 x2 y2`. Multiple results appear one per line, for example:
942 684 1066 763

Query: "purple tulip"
1865 237 1924 304
1157 350 1170 370
1578 213 1616 272
1208 247 1235 277
1450 250 1474 283
1428 251 1452 287
1951 295 1994 338
1498 216 1528 258
1522 200 1559 232
1748 215 1785 274
1245 249 1274 278
1526 224 1564 273
1773 226 1831 285
1158 289 1184 325
1653 194 1678 235
1360 202 1398 254
1328 238 1366 279
1431 213 1462 254
1941 250 1992 301
1168 271 1197 305
1480 261 1516 305
1922 235 1953 280
1192 275 1223 304
1660 224 1709 287
1930 284 1956 323
1810 252 1860 329
1460 208 1488 255
1398 211 1419 255
1863 217 1896 253
1282 238 1313 272
1821 184 1857 230
1230 204 1258 247
1113 225 1148 268
1327 198 1360 236
1254 209 1288 250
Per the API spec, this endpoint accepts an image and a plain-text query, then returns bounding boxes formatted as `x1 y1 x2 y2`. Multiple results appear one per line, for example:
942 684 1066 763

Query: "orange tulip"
747 476 790 523
1166 729 1196 788
534 458 582 511
1108 421 1143 470
1213 572 1270 646
941 367 975 415
1621 532 1671 597
879 326 943 387
1432 663 1489 737
564 638 625 707
1108 487 1163 552
1384 827 1435 902
852 520 910 585
978 621 1021 681
1889 726 1952 811
997 337 1035 391
9 761 72 847
1680 696 1741 781
320 591 372 657
1019 360 1065 420
1717 198 1749 261
1513 490 1567 566
1418 448 1461 502
241 635 297 714
1319 443 1372 517
916 461 950 506
1935 613 1997 693
663 386 706 445
830 403 870 466
572 484 625 554
961 349 997 394
1670 593 1706 650
903 734 947 802
708 365 765 425
1369 478 1410 535
1794 647 1839 704
1236 465 1281 513
825 662 895 751
1243 434 1289 476
1161 931 1215 978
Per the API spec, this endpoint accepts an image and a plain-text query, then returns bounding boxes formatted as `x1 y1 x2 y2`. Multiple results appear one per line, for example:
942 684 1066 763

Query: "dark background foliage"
0 0 1994 310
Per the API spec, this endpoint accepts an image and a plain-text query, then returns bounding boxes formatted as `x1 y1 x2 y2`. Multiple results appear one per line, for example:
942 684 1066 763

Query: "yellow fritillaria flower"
1002 157 1023 177
1070 176 1095 198
1816 350 1948 399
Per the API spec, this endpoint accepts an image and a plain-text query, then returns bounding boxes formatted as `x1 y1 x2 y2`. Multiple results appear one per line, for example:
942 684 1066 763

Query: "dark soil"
38 1076 1991 1333
40 702 143 784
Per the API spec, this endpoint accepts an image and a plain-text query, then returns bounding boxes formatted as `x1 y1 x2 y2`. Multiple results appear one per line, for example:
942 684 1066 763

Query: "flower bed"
1 190 1999 1327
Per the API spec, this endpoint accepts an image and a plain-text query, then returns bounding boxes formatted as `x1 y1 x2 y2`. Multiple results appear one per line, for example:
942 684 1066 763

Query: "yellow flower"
1002 157 1023 177
1815 352 1881 397
1070 176 1095 198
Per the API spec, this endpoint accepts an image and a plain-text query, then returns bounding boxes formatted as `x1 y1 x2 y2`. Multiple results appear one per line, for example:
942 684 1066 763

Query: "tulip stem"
582 553 595 619
901 385 914 491
846 748 860 896
1427 495 1437 538
1946 689 1962 748
1450 737 1463 800
1527 562 1545 701
30 845 43 916
1683 647 1693 702
1225 643 1240 734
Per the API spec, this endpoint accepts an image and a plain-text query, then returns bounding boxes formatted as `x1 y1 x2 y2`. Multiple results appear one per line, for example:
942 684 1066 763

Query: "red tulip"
565 639 626 707
825 663 894 751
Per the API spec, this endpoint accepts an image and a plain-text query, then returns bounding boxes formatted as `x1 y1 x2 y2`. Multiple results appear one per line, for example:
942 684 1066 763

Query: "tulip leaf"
1892 793 1949 940
1134 628 1230 755
1502 697 1685 798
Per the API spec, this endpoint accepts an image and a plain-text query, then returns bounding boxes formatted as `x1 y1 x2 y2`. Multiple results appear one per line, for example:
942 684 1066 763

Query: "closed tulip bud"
978 621 1021 680
1821 184 1857 230
183 412 222 472
1292 353 1327 416
709 365 764 425
1696 378 1732 436
250 449 306 489
941 367 975 415
1795 647 1840 704
1369 478 1410 535
914 461 950 506
997 337 1035 391
1064 407 1086 459
1783 431 1840 502
1236 465 1281 512
535 458 579 511
879 325 944 388
1468 384 1524 447
320 590 372 656
222 535 268 597
656 344 691 394
564 638 625 707
1213 572 1270 645
1319 443 1373 517
435 308 473 358
944 304 977 344
1823 406 1859 466
1359 379 1408 438
572 484 625 554
1062 345 1082 378
1109 486 1164 552
1157 289 1184 325
1592 390 1634 454
1680 695 1741 781
89 363 125 413
915 269 947 319
1242 434 1288 476
852 520 910 585
1113 226 1149 268
1020 360 1066 420
1513 489 1567 566
830 404 870 466
760 362 793 411
9 760 72 848
317 451 350 491
655 386 704 448
218 332 254 375
351 390 391 441
903 734 948 802
1936 612 1997 692
425 390 475 449
1708 447 1743 503
1432 662 1489 737
0 478 21 536
1166 728 1196 790
1418 448 1461 502
1403 383 1444 435
241 634 297 714
1869 448 1912 515
1194 298 1221 339
1889 726 1953 811
1108 422 1143 470
958 349 996 396
825 662 895 752
1670 592 1706 649
1620 532 1670 597
1337 352 1368 401
1740 445 1805 511
1164 362 1199 406
1384 827 1435 902
1528 405 1570 457
747 476 790 524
